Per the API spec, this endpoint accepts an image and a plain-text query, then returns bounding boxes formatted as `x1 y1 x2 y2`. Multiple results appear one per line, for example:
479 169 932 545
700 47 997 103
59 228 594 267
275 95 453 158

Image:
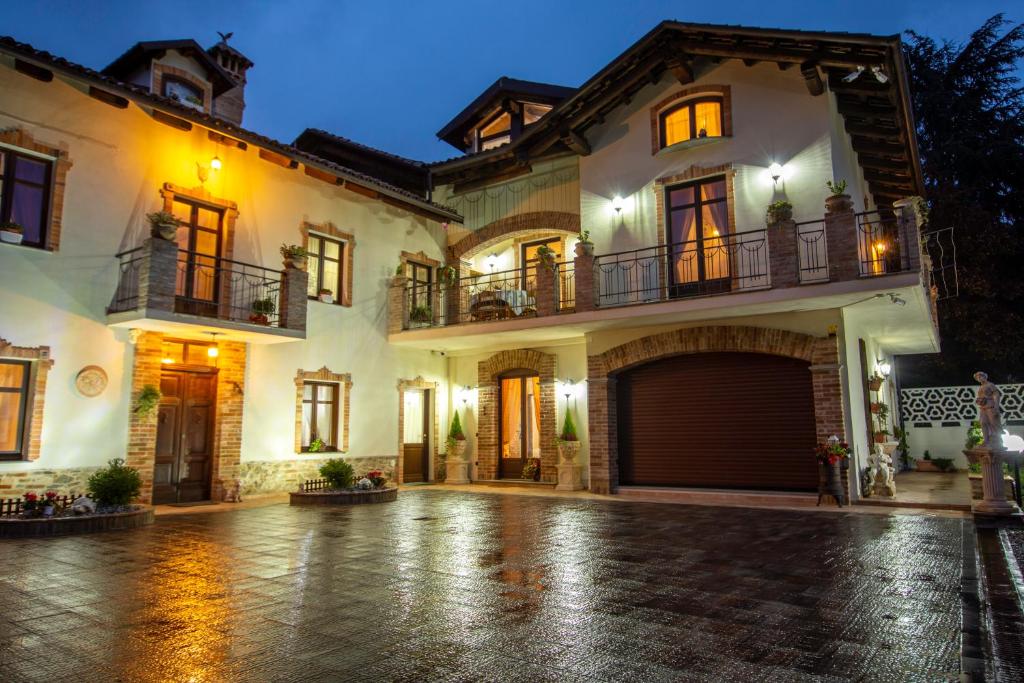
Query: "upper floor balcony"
106 238 308 344
388 201 943 351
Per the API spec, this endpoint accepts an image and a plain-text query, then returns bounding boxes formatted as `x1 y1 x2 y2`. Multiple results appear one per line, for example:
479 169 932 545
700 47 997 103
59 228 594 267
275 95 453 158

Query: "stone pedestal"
965 447 1022 516
556 440 584 491
445 440 470 484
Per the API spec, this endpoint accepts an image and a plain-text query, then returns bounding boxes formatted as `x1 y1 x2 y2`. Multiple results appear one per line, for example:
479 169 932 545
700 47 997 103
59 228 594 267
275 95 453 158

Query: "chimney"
207 37 253 126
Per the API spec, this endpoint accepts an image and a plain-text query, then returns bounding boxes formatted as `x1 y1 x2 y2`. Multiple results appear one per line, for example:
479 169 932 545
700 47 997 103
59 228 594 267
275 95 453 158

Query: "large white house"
0 22 937 504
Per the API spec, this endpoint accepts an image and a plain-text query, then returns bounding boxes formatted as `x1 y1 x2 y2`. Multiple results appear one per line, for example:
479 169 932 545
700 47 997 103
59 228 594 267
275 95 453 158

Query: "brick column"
387 275 407 334
824 206 859 282
138 237 178 313
893 196 924 272
278 266 309 332
445 259 462 325
536 261 556 317
810 335 850 500
476 381 498 480
574 251 596 312
586 358 617 494
211 341 246 502
125 332 163 504
767 219 799 288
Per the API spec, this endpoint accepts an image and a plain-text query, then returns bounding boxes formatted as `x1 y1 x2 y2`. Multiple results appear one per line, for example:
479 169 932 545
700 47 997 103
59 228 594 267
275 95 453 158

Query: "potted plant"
366 469 386 488
574 230 594 257
318 288 334 304
0 220 24 245
250 297 275 325
308 436 325 453
825 179 853 213
409 304 432 324
521 458 541 481
873 429 891 444
556 410 580 463
867 374 884 392
438 265 458 287
445 412 469 484
21 492 42 518
815 439 850 506
146 211 179 241
536 244 558 268
766 200 793 224
135 384 161 417
280 243 308 270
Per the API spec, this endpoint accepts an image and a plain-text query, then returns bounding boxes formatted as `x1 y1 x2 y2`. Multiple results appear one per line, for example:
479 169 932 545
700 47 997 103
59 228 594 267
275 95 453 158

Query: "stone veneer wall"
239 456 397 496
0 467 102 498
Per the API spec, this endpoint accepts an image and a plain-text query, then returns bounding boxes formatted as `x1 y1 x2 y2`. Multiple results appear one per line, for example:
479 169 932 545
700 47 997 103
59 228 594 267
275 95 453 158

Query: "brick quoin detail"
587 326 845 495
477 349 557 482
0 337 53 462
448 211 580 262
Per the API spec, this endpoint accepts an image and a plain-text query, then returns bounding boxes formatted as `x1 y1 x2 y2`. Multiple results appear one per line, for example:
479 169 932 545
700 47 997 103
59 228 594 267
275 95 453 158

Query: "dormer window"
162 76 205 110
659 97 724 148
478 112 512 151
522 102 552 126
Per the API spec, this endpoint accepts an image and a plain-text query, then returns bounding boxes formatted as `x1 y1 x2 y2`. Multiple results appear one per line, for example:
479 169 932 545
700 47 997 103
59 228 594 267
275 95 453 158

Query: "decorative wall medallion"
75 365 108 397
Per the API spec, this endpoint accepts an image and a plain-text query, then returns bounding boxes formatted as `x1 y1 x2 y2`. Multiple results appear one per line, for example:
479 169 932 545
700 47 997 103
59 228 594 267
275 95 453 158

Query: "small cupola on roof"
436 77 575 154
101 36 248 124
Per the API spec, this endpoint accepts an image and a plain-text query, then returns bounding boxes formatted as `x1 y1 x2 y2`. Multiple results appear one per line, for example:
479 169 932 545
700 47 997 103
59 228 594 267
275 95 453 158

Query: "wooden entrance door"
402 389 429 483
154 369 217 504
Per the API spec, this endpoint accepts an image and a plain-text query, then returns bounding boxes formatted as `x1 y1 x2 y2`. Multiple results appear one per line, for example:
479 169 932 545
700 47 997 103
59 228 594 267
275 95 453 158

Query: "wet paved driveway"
1 491 964 682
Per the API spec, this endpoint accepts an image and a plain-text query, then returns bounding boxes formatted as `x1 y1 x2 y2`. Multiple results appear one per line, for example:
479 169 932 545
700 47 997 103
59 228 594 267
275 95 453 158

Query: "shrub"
448 412 465 441
965 421 983 449
560 411 578 441
88 458 142 506
320 458 354 490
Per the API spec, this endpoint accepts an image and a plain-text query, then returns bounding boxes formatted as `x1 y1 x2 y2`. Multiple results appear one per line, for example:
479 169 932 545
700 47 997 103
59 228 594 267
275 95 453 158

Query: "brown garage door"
617 351 818 491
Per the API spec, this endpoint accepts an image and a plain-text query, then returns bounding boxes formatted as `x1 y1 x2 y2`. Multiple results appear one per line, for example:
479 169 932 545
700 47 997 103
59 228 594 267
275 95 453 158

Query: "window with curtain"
306 235 345 301
0 146 53 249
666 176 731 295
0 360 29 460
406 260 433 310
301 381 339 451
659 97 724 148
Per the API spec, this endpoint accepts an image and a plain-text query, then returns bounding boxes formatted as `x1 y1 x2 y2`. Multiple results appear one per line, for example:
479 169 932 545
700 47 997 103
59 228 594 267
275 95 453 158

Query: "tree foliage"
899 15 1024 385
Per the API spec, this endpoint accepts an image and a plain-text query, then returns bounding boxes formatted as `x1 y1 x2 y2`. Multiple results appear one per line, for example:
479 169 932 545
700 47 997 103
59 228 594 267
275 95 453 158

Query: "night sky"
2 0 1015 162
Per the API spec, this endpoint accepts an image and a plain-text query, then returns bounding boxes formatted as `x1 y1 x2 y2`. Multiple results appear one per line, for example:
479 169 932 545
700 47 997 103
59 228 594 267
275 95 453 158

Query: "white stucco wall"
0 64 446 475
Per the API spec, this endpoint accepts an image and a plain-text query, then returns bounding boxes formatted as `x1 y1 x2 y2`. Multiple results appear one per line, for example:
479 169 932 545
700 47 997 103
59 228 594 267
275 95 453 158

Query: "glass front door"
666 177 730 297
174 199 223 315
499 373 541 479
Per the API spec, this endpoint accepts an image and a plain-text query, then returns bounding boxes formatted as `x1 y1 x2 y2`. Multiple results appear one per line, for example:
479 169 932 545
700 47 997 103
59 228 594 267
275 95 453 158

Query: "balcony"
388 203 938 351
106 239 307 344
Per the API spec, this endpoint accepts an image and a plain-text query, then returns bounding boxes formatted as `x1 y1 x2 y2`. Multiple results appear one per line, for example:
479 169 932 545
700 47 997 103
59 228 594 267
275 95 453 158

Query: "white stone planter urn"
556 439 584 491
445 439 470 484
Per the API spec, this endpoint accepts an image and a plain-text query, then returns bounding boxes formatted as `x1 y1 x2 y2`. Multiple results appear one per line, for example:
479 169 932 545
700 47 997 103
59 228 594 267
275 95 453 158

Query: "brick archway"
477 349 557 482
586 326 844 494
448 211 580 262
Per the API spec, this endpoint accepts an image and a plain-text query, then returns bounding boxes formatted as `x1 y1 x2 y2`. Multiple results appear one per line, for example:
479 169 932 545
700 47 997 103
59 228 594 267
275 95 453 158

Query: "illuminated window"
302 381 339 451
0 146 53 249
306 235 345 301
477 112 511 151
162 76 205 110
159 339 216 367
659 97 724 148
0 360 29 459
522 102 552 126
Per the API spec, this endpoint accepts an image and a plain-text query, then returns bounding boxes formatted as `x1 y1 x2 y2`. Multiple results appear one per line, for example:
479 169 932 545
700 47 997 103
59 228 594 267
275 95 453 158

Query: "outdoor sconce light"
459 385 474 404
877 361 892 378
769 162 784 183
486 253 498 272
197 156 222 183
210 155 222 171
827 434 840 447
611 196 624 213
207 332 220 358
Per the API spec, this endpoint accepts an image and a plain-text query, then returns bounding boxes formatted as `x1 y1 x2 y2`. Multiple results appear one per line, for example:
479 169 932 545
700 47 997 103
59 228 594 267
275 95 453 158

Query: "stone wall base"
239 456 398 495
0 467 102 498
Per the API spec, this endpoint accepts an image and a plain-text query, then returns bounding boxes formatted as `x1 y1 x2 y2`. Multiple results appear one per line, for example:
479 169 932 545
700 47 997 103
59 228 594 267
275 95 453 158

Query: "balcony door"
520 237 562 292
499 371 541 479
174 198 224 317
666 177 730 297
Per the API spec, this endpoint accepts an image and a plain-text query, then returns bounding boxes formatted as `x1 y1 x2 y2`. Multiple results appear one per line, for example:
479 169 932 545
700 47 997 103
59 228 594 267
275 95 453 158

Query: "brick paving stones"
0 491 965 681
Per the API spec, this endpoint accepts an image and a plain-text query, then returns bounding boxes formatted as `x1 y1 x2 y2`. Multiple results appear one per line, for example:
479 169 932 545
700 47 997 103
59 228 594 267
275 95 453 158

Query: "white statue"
974 371 1004 449
70 495 96 515
868 444 896 497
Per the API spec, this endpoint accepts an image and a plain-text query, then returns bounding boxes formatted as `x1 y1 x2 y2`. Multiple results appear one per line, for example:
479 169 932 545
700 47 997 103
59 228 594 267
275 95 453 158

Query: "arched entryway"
478 349 556 481
447 211 580 263
587 326 845 494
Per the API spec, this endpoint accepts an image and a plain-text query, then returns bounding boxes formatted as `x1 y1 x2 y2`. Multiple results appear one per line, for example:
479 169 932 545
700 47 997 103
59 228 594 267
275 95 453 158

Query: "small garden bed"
289 459 397 506
0 505 154 538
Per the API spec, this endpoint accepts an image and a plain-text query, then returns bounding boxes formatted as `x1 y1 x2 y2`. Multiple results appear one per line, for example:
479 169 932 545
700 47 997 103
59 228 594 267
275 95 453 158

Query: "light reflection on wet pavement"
0 491 964 681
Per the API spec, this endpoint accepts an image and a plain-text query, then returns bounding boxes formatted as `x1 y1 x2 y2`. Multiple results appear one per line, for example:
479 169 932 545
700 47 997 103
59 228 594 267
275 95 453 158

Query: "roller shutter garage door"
617 351 818 491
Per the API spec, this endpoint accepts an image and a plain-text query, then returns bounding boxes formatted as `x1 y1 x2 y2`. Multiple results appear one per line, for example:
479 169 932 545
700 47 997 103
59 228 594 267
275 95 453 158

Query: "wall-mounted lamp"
210 155 222 171
611 196 624 213
769 163 784 184
877 361 892 378
197 155 222 183
207 332 220 358
459 385 475 404
486 253 498 272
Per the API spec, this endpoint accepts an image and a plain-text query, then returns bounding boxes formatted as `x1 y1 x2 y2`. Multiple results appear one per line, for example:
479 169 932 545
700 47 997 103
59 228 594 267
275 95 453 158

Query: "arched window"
659 97 723 148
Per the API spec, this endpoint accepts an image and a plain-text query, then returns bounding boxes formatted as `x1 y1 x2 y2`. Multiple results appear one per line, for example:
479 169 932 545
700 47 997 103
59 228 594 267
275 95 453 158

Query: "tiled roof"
296 128 428 168
0 36 461 221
